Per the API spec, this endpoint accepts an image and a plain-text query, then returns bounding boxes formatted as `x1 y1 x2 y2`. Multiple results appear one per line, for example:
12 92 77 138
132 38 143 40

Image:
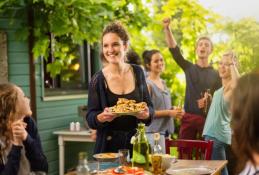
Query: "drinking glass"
177 98 183 109
151 154 162 174
88 160 99 175
118 149 130 166
175 98 183 119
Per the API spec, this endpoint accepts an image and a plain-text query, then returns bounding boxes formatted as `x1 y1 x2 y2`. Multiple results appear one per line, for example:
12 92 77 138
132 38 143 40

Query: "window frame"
40 42 95 101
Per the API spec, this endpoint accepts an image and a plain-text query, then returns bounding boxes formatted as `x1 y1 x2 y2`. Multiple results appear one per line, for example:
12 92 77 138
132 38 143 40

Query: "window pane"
43 42 92 97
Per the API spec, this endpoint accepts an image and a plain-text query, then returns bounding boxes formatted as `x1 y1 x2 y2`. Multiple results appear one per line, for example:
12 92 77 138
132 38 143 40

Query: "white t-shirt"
239 162 259 175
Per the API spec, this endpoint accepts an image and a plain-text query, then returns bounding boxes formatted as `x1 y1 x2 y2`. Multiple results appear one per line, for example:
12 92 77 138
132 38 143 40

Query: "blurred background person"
0 83 48 175
203 51 240 175
231 72 259 175
143 49 184 153
126 49 142 65
86 21 154 155
127 49 146 76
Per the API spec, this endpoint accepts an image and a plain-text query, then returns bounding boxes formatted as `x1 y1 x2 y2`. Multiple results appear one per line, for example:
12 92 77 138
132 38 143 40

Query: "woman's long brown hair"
0 83 18 151
231 72 259 173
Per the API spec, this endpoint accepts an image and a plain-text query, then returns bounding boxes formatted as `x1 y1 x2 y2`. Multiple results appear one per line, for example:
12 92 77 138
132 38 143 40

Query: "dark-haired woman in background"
143 49 184 153
86 22 154 154
0 83 48 175
231 72 259 175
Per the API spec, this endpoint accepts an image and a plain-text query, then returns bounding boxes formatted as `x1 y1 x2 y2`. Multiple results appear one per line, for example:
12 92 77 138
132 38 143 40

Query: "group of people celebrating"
86 18 259 175
0 18 259 175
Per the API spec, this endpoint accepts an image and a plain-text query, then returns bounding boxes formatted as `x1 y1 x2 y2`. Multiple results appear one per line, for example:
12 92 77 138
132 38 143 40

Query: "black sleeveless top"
105 79 141 131
103 72 142 152
86 64 154 154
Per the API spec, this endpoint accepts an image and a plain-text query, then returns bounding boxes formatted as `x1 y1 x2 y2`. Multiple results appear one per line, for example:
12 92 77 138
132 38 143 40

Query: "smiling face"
102 33 128 64
149 52 165 74
196 39 213 59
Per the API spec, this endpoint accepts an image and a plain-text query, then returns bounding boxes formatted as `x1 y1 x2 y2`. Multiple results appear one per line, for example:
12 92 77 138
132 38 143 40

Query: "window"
42 41 99 100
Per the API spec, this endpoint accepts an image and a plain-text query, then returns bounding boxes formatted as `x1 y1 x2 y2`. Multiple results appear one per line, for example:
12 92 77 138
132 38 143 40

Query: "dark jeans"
204 135 229 175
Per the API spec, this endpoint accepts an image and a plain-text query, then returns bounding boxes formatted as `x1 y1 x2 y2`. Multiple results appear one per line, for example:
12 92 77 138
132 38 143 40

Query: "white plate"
166 167 214 175
93 153 120 162
111 111 142 116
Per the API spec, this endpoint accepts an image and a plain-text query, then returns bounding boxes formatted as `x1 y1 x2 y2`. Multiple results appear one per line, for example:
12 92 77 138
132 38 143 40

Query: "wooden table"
65 160 227 175
53 129 95 175
169 159 228 175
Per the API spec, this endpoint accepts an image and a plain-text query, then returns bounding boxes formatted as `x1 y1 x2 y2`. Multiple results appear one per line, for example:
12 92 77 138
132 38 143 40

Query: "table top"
169 159 228 175
65 169 152 175
65 159 227 175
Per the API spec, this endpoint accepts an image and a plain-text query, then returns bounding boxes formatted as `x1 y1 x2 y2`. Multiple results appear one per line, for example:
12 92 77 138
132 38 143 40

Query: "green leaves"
0 0 152 77
210 18 259 73
44 0 54 6
32 35 50 59
2 0 258 97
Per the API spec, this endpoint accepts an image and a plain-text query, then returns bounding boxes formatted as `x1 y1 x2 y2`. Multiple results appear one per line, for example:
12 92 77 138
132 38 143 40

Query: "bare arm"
163 18 177 48
155 109 184 119
224 58 240 101
230 63 240 88
163 18 191 70
147 82 183 119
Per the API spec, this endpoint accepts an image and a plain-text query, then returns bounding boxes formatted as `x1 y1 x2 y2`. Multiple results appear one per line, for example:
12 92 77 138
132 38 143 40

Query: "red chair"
165 139 213 160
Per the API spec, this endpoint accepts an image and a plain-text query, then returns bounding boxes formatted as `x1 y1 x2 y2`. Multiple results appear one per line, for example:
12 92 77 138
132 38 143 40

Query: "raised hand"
162 18 171 28
162 17 177 48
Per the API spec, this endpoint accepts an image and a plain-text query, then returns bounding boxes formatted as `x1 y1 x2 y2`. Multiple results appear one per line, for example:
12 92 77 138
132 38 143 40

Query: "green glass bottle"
132 123 150 170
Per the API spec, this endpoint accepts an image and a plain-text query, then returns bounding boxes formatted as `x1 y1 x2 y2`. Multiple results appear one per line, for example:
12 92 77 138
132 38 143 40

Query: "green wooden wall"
0 13 96 175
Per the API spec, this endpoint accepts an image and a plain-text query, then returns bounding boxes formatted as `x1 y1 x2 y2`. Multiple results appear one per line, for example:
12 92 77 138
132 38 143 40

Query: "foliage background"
1 0 259 104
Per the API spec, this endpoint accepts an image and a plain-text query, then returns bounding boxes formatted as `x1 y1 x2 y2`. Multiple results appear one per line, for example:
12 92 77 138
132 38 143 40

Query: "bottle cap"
138 123 145 128
78 152 87 160
75 122 80 131
70 122 75 131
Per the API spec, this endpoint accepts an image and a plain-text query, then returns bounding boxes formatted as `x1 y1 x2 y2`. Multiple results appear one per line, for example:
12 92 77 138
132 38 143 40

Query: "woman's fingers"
97 109 117 123
136 107 149 119
12 119 27 128
11 121 28 140
105 115 116 122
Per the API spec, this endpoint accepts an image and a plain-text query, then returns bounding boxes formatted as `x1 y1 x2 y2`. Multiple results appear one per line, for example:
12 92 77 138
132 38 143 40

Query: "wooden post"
0 31 8 83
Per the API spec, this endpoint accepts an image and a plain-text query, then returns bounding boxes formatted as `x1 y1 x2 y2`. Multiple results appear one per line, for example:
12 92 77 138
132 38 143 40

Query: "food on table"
106 166 145 175
93 153 120 161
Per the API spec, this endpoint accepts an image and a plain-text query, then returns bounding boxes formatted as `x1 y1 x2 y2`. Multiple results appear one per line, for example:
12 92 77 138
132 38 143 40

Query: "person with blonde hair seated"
0 83 48 175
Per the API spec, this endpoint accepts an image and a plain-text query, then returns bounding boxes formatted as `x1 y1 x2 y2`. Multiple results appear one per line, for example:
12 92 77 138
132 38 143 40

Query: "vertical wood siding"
1 13 95 175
